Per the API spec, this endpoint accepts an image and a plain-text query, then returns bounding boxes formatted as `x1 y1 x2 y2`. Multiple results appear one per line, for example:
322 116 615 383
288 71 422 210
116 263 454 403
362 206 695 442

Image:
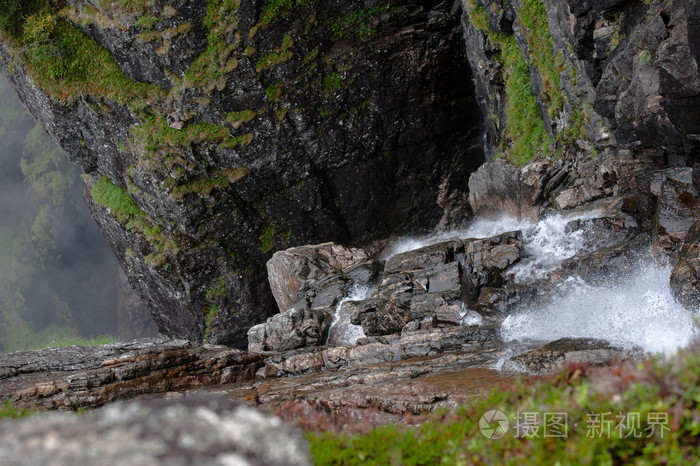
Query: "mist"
0 73 157 351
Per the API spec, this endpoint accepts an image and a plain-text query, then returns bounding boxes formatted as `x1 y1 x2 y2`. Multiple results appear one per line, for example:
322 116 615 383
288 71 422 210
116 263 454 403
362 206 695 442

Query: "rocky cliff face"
1 0 698 348
0 0 484 347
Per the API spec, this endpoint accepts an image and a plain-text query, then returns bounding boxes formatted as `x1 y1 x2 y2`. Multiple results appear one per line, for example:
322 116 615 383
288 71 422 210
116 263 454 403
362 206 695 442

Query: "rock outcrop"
0 339 264 410
670 220 700 309
0 396 311 466
0 0 485 347
511 338 639 374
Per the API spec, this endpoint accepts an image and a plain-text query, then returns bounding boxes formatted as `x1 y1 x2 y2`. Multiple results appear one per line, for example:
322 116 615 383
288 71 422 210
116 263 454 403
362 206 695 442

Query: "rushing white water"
326 284 375 347
501 262 698 354
385 213 698 356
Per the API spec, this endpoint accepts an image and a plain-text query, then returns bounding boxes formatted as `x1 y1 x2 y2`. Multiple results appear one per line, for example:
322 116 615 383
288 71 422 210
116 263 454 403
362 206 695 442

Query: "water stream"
334 213 698 359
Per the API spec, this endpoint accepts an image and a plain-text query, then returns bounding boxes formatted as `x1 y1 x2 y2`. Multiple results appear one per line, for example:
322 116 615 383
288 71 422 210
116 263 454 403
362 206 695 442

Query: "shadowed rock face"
0 0 485 348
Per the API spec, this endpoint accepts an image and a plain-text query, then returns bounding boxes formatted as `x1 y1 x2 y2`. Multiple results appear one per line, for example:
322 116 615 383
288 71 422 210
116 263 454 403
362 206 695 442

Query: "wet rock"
472 284 537 322
0 396 311 466
247 307 331 352
559 235 650 284
266 242 373 313
0 339 265 410
351 296 410 336
511 338 638 374
670 220 700 309
400 325 501 360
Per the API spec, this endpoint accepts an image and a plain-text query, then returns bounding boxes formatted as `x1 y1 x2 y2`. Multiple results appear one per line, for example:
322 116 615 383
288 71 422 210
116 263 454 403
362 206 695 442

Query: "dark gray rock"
511 338 639 374
247 307 331 352
0 396 311 466
670 220 700 310
0 0 485 348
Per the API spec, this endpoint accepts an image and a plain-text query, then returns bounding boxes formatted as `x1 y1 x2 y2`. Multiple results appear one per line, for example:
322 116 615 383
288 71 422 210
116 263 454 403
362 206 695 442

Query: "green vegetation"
184 0 240 92
518 0 563 118
255 34 294 72
256 0 317 30
308 346 700 464
323 72 344 95
226 110 257 129
169 167 250 200
0 0 44 38
639 49 653 65
0 400 34 419
90 176 144 220
326 4 391 40
266 82 284 102
259 224 276 252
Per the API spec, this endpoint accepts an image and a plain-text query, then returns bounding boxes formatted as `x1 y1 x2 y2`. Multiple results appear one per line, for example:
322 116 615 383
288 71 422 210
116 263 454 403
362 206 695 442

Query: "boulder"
0 396 311 466
266 242 374 313
670 220 700 309
511 338 638 374
247 307 331 352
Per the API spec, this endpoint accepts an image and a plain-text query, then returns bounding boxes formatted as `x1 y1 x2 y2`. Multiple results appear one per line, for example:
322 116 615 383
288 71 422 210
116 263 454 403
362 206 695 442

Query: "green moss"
309 349 700 464
326 4 390 40
169 167 250 200
225 110 257 128
256 0 317 30
90 176 144 220
19 17 164 107
517 0 563 118
465 0 489 31
265 82 284 102
203 303 219 343
259 224 276 252
255 34 294 72
639 49 653 65
323 72 343 95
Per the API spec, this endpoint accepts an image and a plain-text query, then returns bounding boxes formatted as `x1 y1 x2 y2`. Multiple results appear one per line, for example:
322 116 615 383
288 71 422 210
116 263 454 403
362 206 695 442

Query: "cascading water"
326 284 376 347
386 213 698 358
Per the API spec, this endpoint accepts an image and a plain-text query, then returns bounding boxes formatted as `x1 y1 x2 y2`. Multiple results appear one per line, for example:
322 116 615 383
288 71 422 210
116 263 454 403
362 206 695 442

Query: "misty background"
0 73 157 352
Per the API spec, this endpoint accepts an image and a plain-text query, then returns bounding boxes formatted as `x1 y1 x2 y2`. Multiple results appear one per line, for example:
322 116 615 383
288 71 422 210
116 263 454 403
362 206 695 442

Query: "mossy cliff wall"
0 0 485 347
2 0 698 347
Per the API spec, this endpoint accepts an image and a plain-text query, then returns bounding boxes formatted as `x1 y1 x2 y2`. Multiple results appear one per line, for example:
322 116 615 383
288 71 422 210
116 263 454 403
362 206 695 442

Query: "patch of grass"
226 110 256 129
184 0 240 92
90 176 144 220
18 16 164 107
465 0 489 31
169 167 250 200
307 346 700 464
639 49 653 65
517 0 563 118
500 37 552 165
0 400 34 419
265 82 284 102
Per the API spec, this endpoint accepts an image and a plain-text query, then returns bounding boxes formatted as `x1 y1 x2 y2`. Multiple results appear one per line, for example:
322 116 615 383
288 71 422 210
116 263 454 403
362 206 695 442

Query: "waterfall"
326 284 376 347
385 213 698 356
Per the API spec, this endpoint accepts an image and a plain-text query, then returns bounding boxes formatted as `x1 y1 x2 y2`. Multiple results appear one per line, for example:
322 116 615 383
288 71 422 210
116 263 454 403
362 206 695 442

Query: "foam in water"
385 213 697 357
326 284 375 347
501 261 698 354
